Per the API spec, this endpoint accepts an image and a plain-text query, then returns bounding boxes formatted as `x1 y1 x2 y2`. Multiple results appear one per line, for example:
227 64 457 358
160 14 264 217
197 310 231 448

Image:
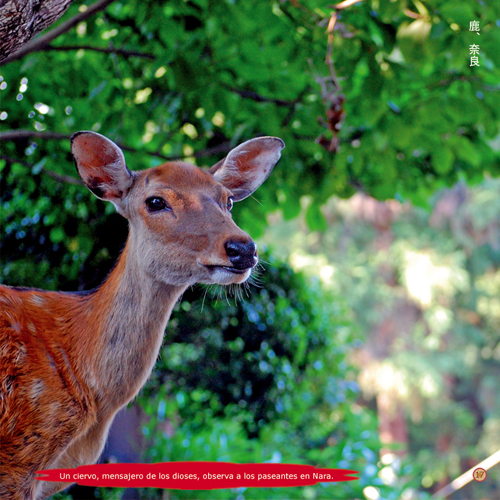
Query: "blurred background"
1 0 499 498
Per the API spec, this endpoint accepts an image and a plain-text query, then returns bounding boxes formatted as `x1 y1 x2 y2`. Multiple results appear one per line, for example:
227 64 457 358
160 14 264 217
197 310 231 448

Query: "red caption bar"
36 462 358 489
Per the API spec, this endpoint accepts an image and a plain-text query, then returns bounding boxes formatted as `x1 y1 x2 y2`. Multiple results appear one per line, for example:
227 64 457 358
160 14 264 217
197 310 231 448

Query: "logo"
473 468 487 482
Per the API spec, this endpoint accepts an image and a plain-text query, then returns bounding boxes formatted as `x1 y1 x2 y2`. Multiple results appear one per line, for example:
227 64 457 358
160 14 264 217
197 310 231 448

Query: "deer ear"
209 137 284 201
71 131 135 215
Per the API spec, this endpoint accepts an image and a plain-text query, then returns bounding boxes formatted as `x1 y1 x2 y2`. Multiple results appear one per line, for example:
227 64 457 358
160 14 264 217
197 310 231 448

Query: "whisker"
249 195 263 206
224 286 232 306
197 279 258 308
235 285 244 302
248 276 262 289
248 264 265 288
200 285 211 312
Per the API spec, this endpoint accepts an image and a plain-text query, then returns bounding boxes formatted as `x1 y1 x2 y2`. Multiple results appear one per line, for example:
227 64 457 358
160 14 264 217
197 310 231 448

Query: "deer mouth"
197 260 254 284
204 265 249 275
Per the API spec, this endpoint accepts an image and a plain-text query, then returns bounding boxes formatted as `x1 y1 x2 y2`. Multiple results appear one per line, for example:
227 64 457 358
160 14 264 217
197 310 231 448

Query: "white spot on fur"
31 379 45 400
30 295 46 306
11 321 22 333
13 342 27 365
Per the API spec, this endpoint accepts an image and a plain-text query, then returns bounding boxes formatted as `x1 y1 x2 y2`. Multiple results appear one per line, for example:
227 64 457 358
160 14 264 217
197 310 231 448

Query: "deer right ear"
209 137 284 201
71 131 135 215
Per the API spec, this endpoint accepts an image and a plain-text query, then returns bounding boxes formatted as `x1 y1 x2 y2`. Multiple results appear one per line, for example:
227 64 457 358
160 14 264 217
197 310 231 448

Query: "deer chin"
198 260 253 285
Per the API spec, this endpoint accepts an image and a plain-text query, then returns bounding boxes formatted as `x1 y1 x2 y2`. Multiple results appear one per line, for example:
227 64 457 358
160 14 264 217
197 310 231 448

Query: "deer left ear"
71 131 135 217
209 137 284 201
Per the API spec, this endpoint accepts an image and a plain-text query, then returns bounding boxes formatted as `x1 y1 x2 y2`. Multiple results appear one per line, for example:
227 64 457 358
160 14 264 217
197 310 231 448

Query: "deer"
0 130 284 500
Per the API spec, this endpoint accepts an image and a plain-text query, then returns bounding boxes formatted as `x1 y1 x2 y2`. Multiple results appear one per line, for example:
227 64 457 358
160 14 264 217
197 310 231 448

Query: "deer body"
0 131 284 499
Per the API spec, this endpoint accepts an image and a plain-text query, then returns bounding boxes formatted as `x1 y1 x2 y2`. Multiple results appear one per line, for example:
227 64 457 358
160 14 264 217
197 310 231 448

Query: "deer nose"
224 240 258 270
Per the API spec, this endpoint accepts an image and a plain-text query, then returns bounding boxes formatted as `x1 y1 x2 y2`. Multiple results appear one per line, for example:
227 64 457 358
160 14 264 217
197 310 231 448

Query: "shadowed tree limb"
34 44 155 59
0 154 83 185
0 0 74 62
0 129 232 164
224 86 296 108
0 0 117 67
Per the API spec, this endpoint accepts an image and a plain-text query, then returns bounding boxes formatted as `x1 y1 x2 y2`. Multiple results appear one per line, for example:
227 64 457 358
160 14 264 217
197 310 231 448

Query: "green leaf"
32 157 47 175
49 227 65 244
305 202 327 232
432 147 454 174
451 136 481 167
89 80 108 101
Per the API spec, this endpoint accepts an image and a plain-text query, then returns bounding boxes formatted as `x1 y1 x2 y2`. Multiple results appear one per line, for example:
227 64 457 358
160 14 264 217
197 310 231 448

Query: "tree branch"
224 86 296 108
0 0 74 62
0 129 232 163
0 154 82 185
0 130 71 141
45 169 83 185
0 0 117 67
404 9 425 20
325 12 341 91
332 0 363 10
37 44 156 59
323 0 363 93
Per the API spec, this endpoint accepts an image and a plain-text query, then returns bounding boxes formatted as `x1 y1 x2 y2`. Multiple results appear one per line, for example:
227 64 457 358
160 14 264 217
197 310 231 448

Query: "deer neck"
83 234 186 413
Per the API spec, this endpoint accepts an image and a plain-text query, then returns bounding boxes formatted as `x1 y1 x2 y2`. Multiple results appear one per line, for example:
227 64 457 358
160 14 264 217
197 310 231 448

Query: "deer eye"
227 197 234 211
146 197 170 212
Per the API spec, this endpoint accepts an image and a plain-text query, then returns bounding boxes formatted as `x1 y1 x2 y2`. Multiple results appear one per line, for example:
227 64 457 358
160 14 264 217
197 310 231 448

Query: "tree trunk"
377 392 408 458
0 0 74 61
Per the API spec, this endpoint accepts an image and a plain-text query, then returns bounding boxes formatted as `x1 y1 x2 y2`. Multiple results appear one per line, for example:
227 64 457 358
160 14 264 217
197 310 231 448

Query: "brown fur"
0 131 283 499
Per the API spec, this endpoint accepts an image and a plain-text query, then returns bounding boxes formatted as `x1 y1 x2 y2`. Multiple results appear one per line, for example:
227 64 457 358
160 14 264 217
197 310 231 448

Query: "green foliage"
1 0 499 251
262 178 500 498
1 1 499 499
2 0 499 286
135 254 393 500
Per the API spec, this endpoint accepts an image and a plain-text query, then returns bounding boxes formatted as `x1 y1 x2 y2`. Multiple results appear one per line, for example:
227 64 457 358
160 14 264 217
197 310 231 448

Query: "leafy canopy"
1 0 499 248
